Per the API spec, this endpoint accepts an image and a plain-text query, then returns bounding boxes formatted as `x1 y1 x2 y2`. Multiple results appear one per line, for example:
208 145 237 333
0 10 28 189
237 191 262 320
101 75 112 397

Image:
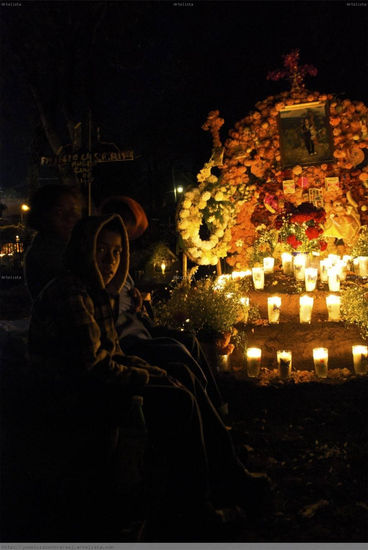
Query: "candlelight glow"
326 294 341 321
263 257 275 274
252 267 265 289
313 347 328 378
21 204 30 212
299 295 314 324
267 296 281 324
352 345 368 375
281 252 293 275
161 261 166 275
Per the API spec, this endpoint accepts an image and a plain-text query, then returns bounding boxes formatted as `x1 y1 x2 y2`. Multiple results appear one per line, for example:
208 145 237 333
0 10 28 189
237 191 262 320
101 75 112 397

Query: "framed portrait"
278 101 334 168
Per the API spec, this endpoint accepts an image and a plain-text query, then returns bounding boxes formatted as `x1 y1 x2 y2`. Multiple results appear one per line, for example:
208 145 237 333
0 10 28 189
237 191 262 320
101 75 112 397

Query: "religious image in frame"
278 101 334 168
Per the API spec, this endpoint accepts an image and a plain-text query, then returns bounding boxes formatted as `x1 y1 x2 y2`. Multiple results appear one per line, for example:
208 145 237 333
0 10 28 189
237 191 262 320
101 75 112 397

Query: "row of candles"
218 345 368 378
231 294 342 324
225 253 368 292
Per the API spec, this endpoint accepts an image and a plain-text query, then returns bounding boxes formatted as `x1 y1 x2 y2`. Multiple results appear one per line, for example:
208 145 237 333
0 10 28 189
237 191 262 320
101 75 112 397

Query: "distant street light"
21 203 30 224
176 186 184 194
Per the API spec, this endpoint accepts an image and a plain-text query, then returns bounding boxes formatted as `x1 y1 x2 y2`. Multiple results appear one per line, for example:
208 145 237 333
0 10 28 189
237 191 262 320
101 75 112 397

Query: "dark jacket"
28 215 149 389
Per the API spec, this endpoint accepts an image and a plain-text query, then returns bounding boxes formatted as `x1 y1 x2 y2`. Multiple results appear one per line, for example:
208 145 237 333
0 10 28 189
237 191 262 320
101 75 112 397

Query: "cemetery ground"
0 283 367 543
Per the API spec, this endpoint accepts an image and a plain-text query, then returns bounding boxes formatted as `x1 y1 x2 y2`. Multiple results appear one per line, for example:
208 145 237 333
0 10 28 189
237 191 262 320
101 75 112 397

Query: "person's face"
96 229 122 286
49 194 82 242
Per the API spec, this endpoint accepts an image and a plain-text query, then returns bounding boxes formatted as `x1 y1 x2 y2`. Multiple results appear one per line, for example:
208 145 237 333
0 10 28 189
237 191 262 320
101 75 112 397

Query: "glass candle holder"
328 254 340 266
313 347 328 378
239 296 250 323
246 347 261 377
326 295 341 322
305 267 318 291
342 255 352 271
358 256 368 278
252 267 265 290
299 295 314 324
319 259 330 283
352 345 368 375
263 257 275 274
277 350 292 379
293 253 307 281
328 266 340 292
267 296 281 324
281 252 293 275
337 260 348 282
217 354 230 373
352 258 360 276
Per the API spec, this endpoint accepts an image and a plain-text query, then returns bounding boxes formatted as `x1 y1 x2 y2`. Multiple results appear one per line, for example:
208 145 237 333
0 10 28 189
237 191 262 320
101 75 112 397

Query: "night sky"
0 0 367 202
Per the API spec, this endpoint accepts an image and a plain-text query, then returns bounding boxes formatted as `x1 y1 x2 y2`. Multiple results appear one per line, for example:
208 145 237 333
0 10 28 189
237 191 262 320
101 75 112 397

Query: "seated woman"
99 195 228 417
24 183 83 301
28 214 271 537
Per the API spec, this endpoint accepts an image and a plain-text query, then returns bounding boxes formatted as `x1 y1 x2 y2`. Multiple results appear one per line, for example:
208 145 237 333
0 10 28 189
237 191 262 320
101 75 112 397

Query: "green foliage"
153 277 249 339
340 284 368 342
351 226 368 257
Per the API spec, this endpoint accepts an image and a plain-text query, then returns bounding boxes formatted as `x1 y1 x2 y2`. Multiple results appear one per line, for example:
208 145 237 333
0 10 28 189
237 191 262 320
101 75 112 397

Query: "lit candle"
358 256 368 278
293 253 307 281
304 267 318 292
337 260 348 282
252 267 265 290
326 295 341 322
353 258 360 276
328 254 340 266
263 257 275 274
299 295 314 324
319 259 330 283
352 345 368 375
267 296 281 324
161 262 166 275
328 266 340 292
240 296 250 323
343 255 352 271
313 347 328 378
246 347 262 378
217 354 230 373
277 350 292 379
281 252 293 275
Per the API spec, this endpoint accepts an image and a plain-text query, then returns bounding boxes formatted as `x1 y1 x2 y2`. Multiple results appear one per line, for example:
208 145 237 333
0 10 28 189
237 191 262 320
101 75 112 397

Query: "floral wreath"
177 159 237 265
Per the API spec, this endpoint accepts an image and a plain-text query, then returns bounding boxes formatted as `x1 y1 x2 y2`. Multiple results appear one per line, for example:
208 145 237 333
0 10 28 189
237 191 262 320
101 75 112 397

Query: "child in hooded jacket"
28 214 271 532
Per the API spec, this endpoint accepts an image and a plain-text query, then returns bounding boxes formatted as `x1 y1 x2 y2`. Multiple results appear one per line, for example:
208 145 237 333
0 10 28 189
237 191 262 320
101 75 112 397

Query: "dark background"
0 0 367 221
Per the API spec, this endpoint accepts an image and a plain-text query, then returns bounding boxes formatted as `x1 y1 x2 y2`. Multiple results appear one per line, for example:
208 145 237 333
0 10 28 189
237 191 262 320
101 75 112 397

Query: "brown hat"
99 195 148 240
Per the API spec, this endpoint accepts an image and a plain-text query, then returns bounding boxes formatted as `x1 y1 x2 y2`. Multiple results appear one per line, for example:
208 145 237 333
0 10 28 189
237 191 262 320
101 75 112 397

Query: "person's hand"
130 287 143 312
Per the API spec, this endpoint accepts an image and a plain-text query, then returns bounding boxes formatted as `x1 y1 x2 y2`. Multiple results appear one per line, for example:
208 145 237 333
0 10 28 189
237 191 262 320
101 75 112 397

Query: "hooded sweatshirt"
28 215 149 387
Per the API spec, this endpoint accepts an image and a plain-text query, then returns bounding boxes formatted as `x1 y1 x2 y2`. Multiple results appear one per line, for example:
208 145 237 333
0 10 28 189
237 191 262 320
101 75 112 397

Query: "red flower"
287 234 302 249
319 240 328 251
290 213 311 224
305 226 320 240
